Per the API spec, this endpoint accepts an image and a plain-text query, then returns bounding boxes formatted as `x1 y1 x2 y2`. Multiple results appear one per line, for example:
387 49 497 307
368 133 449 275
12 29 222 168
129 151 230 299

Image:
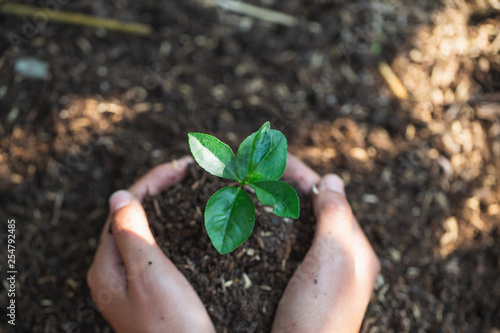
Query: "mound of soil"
143 164 315 332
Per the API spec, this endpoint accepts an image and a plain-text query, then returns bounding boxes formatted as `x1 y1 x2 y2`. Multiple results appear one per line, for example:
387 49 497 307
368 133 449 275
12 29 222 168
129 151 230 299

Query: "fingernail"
320 175 345 194
312 184 319 195
109 190 134 213
178 155 194 165
173 156 194 170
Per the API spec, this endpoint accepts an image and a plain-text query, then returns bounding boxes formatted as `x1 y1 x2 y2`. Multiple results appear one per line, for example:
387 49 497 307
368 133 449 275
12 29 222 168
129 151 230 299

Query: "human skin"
274 155 381 332
87 156 216 333
87 154 380 333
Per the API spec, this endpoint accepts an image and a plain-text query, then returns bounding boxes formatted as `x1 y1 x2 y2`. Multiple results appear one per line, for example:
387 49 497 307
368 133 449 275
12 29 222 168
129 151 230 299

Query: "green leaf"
188 132 239 180
249 122 271 170
251 180 300 219
205 186 255 254
236 122 287 183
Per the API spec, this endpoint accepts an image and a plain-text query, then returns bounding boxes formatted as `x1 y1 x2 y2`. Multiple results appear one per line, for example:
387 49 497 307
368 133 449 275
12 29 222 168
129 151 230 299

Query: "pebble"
362 194 379 204
14 57 49 80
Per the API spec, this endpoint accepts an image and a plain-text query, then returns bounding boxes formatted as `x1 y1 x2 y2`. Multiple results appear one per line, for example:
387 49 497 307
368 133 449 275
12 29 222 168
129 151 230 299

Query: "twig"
0 2 152 36
50 190 65 226
378 61 408 100
198 0 299 27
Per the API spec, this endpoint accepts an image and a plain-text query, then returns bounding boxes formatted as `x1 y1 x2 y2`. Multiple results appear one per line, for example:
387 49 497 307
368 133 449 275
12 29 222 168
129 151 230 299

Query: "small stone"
389 248 401 262
40 299 54 307
406 267 420 278
97 66 108 76
14 57 49 80
362 194 379 204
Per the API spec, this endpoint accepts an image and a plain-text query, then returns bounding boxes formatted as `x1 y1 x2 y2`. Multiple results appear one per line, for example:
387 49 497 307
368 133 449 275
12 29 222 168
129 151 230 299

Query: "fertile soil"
143 165 315 332
1 0 500 332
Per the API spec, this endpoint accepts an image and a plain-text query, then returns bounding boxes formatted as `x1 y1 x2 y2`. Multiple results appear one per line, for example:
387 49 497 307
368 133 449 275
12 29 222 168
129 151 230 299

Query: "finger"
109 190 166 271
313 174 353 249
87 218 128 307
94 216 123 266
87 228 124 288
282 154 321 194
97 156 192 246
87 248 128 309
128 156 193 202
352 218 381 290
88 190 140 305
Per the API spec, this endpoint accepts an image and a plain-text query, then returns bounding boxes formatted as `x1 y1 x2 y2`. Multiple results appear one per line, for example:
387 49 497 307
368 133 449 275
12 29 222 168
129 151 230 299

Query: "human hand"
87 156 216 333
272 155 380 332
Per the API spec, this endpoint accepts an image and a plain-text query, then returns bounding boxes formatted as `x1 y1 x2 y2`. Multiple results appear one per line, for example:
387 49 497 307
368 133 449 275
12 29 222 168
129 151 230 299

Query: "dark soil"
143 165 315 332
1 0 500 332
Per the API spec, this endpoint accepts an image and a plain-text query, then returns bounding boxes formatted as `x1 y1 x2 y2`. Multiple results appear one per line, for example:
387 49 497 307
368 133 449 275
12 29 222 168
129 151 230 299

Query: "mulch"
0 0 499 332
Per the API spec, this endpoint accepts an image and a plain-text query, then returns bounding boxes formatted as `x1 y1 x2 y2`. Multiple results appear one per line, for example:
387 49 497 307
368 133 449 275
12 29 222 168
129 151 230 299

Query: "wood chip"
153 197 162 217
243 273 252 289
476 103 500 120
440 217 459 257
349 147 369 162
488 204 500 215
199 0 299 27
378 61 408 100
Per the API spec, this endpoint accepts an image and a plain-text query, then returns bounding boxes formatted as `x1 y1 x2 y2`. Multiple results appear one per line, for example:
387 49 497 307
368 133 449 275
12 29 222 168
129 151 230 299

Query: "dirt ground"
1 0 499 332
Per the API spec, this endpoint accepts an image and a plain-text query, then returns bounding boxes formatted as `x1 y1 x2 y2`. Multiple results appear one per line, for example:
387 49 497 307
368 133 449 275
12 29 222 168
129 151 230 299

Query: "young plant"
188 122 299 254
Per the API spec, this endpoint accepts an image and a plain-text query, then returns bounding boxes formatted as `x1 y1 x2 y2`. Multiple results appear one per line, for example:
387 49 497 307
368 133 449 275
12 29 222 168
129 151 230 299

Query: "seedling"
188 122 299 254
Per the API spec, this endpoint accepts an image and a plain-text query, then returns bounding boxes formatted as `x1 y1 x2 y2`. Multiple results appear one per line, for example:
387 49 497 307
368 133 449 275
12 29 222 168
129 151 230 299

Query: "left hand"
271 155 380 332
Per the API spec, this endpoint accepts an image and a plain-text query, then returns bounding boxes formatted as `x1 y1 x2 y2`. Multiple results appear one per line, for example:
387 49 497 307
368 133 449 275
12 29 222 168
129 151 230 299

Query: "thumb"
313 175 354 248
109 190 161 266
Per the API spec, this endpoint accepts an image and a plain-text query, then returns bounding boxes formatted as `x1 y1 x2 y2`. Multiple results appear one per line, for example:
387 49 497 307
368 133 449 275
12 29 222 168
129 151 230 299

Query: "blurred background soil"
0 0 499 332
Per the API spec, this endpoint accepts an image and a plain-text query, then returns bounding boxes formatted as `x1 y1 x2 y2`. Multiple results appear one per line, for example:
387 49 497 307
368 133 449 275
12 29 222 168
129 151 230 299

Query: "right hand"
86 157 215 333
